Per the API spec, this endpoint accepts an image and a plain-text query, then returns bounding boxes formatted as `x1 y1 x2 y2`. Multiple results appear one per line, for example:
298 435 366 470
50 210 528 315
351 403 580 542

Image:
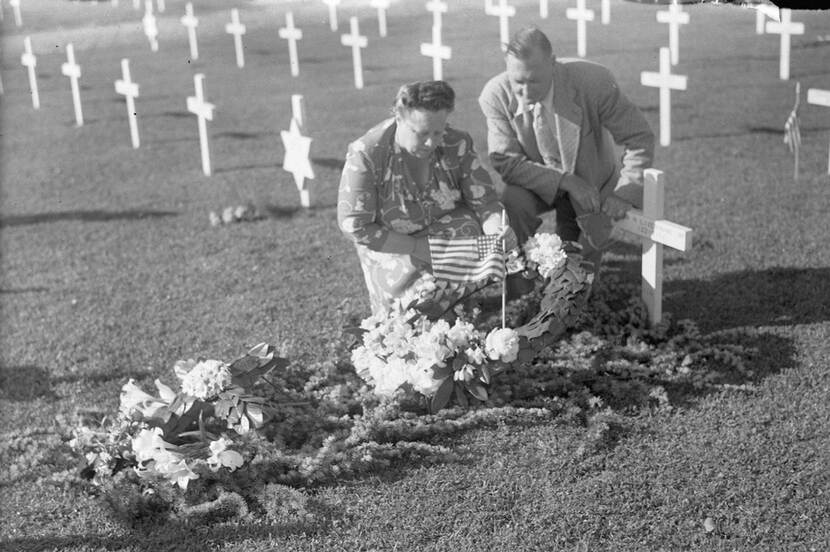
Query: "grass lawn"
1 0 830 550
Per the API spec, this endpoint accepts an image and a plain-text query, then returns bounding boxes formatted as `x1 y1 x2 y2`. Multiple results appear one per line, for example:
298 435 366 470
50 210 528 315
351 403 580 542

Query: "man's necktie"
532 102 561 169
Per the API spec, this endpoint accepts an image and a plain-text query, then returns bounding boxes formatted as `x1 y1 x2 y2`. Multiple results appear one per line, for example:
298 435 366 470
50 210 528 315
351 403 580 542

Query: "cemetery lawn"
2 0 830 550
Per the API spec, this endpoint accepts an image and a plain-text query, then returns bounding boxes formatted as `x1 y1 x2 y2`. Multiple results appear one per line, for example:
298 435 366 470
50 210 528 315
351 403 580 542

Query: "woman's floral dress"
338 118 504 316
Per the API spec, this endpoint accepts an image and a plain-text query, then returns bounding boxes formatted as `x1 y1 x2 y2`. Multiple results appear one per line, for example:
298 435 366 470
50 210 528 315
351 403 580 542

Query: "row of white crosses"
421 0 451 80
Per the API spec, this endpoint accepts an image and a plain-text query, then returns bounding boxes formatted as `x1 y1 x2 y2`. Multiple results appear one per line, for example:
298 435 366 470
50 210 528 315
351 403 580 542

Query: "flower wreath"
348 233 595 412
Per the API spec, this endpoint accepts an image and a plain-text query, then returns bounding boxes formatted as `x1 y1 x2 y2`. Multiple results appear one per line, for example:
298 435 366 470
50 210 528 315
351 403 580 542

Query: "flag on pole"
784 81 801 179
428 234 505 283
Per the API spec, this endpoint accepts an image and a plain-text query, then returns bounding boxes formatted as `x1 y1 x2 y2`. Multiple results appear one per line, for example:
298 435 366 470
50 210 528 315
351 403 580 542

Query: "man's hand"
601 195 633 221
560 174 600 214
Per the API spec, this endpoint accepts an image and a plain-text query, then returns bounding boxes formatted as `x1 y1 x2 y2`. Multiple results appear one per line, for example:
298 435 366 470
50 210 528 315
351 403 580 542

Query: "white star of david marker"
281 97 314 208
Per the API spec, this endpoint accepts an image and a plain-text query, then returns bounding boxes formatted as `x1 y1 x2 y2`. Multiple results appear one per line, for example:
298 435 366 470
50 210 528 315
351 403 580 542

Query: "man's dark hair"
393 80 455 115
505 27 553 60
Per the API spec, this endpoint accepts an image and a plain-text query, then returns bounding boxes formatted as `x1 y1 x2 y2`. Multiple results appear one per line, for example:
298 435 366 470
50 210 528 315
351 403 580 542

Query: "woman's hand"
482 214 519 252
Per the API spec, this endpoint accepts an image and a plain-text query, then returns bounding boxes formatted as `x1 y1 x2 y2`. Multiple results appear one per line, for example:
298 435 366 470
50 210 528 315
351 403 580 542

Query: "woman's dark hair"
393 80 455 116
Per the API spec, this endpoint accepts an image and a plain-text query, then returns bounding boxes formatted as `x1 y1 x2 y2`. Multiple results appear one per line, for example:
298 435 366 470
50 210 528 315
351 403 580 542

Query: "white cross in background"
601 0 610 25
656 3 689 66
566 0 594 58
225 9 247 69
111 0 118 6
279 11 303 77
281 94 315 209
143 0 159 52
181 2 199 61
186 73 215 176
613 169 693 326
323 0 340 32
9 0 22 27
540 0 548 19
765 9 804 81
132 0 139 9
641 47 687 147
420 25 451 81
807 88 830 175
754 3 779 35
115 58 141 149
485 0 515 53
370 0 389 38
426 0 447 32
61 43 84 126
21 36 39 109
155 0 164 13
341 17 368 90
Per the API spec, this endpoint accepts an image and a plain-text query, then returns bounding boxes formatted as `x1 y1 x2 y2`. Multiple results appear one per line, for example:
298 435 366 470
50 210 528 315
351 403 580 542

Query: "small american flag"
428 234 505 284
784 107 801 154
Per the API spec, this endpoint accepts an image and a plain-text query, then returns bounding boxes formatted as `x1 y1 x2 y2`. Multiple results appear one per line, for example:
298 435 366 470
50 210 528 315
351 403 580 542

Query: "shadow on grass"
311 157 345 171
0 366 56 401
0 209 178 227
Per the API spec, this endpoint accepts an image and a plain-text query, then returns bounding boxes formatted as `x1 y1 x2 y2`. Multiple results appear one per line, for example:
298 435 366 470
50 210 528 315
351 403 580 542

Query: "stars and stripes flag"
784 105 801 154
428 234 505 284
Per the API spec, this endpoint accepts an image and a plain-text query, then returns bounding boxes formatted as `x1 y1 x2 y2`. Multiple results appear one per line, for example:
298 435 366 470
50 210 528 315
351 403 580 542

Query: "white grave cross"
10 0 22 27
426 0 447 31
641 47 687 147
807 88 830 175
225 9 247 69
279 11 303 77
601 0 610 25
420 25 451 80
21 36 39 109
61 43 84 126
181 2 199 61
754 3 779 35
115 58 141 149
186 73 215 176
281 95 315 208
143 0 159 52
766 9 804 81
656 3 689 66
566 0 594 58
485 0 515 52
371 0 389 38
613 169 692 326
323 0 340 32
540 0 548 19
341 17 367 90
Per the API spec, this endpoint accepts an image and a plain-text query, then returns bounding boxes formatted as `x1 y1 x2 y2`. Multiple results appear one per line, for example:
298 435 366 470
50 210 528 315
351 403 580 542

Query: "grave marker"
807 88 830 175
143 0 159 52
370 0 389 38
10 0 21 27
426 0 447 31
156 0 164 13
753 3 779 34
181 2 199 61
341 17 367 90
601 0 610 25
21 36 39 109
225 9 246 69
485 0 514 52
540 0 548 19
420 25 451 81
323 0 340 32
280 95 315 208
656 3 688 66
115 58 141 148
613 169 692 326
186 73 215 176
61 43 84 126
133 0 139 10
565 0 594 58
765 9 803 81
641 47 686 147
279 11 303 77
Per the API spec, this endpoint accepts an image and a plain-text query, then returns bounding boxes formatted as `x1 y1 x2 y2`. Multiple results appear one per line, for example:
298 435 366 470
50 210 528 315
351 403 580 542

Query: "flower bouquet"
71 343 289 491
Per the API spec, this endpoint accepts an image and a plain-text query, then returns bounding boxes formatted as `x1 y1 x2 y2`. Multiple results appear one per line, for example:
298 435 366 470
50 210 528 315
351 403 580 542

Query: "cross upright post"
656 3 689 66
225 9 247 69
323 0 340 32
420 25 451 81
566 0 594 58
21 36 39 109
640 47 687 147
186 73 215 176
341 17 367 90
143 0 159 52
370 0 389 37
601 0 610 25
115 58 141 148
181 2 199 61
10 0 22 27
61 43 84 126
279 11 303 77
807 88 830 175
540 0 548 19
485 0 515 52
156 0 164 12
281 94 315 208
765 9 804 81
426 0 447 31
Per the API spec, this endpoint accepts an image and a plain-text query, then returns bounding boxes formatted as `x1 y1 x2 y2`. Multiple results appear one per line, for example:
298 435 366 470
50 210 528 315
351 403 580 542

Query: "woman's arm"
455 134 504 231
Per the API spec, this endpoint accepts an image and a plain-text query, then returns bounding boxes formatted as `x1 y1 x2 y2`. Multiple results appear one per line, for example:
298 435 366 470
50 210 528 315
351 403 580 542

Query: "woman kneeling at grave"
338 80 517 317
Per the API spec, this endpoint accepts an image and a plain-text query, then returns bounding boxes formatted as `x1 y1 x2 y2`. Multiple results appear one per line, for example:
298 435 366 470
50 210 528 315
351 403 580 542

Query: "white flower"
484 328 520 363
408 359 444 396
453 364 476 383
175 359 232 400
524 232 567 279
371 356 410 396
152 451 199 489
207 437 245 472
119 379 170 421
131 427 175 463
465 346 486 365
446 320 477 350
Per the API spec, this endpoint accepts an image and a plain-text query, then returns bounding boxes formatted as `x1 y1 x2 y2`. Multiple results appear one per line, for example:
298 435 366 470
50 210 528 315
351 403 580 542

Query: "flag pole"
501 209 507 330
794 81 800 181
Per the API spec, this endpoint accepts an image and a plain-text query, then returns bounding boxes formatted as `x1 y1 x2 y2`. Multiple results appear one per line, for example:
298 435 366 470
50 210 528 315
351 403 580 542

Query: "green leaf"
246 403 264 427
480 364 491 385
229 347 290 389
430 377 453 413
454 383 469 407
467 381 488 402
433 363 453 380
